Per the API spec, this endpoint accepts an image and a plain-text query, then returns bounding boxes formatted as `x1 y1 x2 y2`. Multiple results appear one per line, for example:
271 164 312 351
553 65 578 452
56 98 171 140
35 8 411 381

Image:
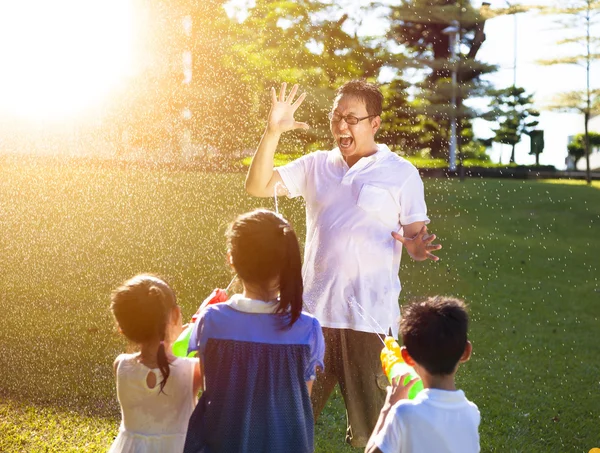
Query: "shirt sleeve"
372 404 405 453
187 310 208 357
276 153 315 199
304 317 325 381
399 170 430 226
113 353 126 372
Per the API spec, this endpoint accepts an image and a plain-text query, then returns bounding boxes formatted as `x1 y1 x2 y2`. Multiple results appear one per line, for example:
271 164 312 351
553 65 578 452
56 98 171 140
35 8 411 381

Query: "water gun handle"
380 336 424 400
172 288 229 358
172 324 196 358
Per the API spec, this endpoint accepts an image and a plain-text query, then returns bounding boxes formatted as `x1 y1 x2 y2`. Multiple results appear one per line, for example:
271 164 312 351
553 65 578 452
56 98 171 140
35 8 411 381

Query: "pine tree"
538 0 600 183
488 86 540 164
386 0 497 161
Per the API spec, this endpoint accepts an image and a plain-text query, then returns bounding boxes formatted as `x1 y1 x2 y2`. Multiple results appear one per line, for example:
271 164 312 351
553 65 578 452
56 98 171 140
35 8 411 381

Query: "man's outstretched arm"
245 83 309 198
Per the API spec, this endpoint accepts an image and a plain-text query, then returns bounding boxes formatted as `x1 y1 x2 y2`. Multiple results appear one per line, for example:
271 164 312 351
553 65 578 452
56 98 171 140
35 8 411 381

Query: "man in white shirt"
245 80 441 447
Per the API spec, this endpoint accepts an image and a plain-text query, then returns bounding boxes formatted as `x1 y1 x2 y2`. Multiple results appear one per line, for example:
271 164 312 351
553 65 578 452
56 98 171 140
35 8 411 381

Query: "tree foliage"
100 0 507 166
488 86 540 164
224 0 393 153
538 0 600 182
385 0 497 159
567 131 600 166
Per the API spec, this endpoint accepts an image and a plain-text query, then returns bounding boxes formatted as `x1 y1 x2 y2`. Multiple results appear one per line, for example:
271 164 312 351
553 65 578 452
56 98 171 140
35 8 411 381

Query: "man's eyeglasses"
328 112 377 125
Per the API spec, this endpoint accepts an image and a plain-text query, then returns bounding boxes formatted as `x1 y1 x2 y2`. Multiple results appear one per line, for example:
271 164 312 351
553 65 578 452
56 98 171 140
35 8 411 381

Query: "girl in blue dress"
183 209 325 453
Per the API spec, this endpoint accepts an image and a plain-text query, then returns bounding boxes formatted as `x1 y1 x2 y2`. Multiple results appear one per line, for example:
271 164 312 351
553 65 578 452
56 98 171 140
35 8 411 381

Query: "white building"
572 115 600 171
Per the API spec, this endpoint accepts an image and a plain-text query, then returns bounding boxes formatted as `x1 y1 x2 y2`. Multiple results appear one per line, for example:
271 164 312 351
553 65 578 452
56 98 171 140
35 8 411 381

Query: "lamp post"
442 20 460 172
505 0 519 164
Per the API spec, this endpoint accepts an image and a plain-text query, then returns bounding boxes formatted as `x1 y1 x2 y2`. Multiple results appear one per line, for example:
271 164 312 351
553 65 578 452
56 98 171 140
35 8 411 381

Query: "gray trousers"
311 328 388 448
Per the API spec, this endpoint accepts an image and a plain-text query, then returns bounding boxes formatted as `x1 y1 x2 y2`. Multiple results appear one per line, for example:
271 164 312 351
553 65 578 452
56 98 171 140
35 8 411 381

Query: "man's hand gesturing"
391 225 442 262
267 83 310 135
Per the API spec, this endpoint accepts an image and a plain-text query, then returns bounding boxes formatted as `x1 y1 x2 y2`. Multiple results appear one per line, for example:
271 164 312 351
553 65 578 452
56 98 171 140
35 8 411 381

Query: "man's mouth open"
339 135 353 149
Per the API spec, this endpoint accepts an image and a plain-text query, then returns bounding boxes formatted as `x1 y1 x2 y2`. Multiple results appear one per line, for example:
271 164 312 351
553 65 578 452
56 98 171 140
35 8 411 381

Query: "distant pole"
505 0 518 165
450 32 458 173
443 21 460 172
585 2 591 185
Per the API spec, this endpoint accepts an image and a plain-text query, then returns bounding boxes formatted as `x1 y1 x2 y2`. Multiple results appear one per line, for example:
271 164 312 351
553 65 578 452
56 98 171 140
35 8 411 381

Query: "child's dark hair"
400 296 469 376
226 209 303 328
336 79 384 117
110 274 176 392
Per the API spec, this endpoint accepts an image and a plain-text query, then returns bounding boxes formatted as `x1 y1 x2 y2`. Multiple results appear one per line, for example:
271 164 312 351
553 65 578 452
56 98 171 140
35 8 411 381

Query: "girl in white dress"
109 274 202 453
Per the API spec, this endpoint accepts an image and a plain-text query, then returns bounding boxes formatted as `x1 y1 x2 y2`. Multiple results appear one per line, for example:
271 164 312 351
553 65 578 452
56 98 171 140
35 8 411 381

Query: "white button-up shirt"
277 144 429 337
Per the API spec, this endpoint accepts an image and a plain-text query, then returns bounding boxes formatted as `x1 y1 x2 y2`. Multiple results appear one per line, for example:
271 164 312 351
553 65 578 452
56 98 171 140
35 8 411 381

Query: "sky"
0 0 134 121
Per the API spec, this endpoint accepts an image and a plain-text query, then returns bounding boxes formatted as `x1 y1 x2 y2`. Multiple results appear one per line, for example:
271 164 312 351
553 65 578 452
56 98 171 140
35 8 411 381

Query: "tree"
378 78 435 153
222 0 395 154
567 131 600 167
385 0 498 161
488 86 540 164
538 0 600 183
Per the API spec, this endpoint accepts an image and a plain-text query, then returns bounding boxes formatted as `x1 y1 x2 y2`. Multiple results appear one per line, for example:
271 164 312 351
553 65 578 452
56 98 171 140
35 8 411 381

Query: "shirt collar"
227 293 279 314
331 143 392 165
418 388 467 403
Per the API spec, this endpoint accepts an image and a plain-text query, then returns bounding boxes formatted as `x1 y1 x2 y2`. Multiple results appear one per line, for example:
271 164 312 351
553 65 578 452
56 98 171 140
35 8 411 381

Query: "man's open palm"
267 83 309 134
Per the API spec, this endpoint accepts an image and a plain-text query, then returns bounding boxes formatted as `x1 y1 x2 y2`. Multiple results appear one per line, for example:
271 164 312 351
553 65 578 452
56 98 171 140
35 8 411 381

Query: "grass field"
241 153 516 169
0 155 598 452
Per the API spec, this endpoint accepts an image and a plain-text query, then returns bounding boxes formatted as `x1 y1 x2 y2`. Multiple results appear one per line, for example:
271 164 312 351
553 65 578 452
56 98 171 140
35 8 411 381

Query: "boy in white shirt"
366 297 480 453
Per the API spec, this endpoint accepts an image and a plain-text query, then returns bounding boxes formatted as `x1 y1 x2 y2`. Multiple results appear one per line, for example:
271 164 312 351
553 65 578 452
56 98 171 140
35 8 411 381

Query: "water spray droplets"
347 296 387 347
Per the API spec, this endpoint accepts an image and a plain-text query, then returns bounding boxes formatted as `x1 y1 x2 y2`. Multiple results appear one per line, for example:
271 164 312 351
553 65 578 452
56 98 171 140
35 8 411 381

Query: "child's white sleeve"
371 404 404 453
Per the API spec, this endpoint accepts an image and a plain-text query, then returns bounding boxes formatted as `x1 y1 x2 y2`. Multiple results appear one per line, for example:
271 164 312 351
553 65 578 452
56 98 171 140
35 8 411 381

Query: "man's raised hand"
267 83 310 135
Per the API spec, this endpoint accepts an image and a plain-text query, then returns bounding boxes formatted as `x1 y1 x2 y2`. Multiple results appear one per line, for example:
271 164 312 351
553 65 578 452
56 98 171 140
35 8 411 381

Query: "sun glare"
0 0 134 121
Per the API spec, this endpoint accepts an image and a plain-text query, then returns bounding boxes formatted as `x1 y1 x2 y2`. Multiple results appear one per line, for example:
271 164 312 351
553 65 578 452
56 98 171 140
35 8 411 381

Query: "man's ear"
371 116 381 135
401 346 416 367
459 340 473 363
226 250 234 267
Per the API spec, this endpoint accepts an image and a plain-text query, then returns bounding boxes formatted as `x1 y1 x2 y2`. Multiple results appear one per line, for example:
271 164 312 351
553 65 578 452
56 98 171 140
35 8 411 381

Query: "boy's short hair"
336 80 383 117
400 296 469 376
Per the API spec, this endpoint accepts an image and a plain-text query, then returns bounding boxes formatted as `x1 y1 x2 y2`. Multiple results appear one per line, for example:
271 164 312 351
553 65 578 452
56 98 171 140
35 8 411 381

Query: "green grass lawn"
242 153 516 169
0 155 598 452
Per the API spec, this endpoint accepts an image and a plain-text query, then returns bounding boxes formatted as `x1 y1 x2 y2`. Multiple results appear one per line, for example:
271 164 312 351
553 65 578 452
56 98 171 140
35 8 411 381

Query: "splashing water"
225 274 238 293
347 296 387 347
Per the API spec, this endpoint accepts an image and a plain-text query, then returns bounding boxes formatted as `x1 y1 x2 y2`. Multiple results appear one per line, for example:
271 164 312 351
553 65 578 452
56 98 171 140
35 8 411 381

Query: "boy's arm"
365 374 418 453
245 83 309 198
365 400 394 453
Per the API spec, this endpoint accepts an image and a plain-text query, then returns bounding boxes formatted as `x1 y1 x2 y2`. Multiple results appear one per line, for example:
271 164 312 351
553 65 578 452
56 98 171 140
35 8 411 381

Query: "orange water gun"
380 335 424 399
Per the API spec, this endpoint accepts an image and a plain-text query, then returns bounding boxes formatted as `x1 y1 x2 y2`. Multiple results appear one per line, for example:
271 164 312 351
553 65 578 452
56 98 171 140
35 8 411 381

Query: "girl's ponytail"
148 285 171 393
156 340 170 393
277 224 303 328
